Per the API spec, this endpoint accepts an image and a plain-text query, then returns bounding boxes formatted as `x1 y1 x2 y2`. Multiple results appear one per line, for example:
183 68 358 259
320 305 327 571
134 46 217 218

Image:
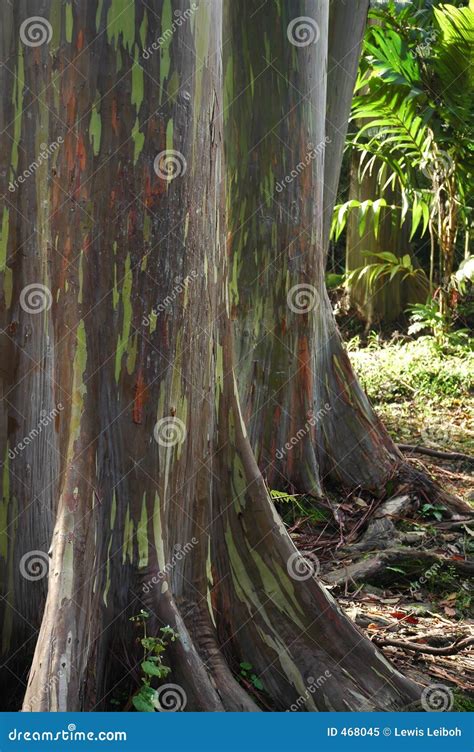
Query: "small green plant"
270 490 328 526
129 610 179 712
239 662 264 692
408 299 472 349
345 251 428 294
420 503 445 522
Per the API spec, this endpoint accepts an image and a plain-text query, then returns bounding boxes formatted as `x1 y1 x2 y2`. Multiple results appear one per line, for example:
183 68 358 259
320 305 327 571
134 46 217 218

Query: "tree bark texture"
1 0 421 712
225 0 402 496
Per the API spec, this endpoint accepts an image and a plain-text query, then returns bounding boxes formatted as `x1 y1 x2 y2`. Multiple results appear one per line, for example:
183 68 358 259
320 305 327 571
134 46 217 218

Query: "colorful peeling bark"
224 0 402 495
1 0 420 712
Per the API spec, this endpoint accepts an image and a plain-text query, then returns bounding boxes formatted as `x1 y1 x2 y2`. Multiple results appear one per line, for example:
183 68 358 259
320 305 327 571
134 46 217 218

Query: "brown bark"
2 0 422 713
225 0 404 496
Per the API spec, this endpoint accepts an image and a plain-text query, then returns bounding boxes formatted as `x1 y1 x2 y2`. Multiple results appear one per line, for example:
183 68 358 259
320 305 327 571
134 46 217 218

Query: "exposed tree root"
323 548 474 588
390 462 473 518
399 444 474 463
372 635 474 656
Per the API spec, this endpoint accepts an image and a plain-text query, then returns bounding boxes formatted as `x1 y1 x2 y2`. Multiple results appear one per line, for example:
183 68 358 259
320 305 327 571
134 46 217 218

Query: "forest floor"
278 335 474 710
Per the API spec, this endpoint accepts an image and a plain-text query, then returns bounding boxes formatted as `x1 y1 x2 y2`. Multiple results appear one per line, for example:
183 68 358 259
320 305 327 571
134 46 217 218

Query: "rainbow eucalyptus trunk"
1 0 421 713
0 0 58 697
225 0 401 495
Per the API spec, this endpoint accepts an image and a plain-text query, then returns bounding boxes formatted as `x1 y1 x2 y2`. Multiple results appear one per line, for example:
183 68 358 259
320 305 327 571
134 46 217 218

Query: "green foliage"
129 610 179 712
338 0 474 321
453 691 474 712
350 335 473 403
420 502 445 522
239 662 265 692
345 251 428 292
270 490 328 526
408 299 472 348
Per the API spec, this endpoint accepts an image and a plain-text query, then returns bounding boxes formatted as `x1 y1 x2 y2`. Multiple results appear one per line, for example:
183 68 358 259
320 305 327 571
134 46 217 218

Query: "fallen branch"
323 547 474 587
398 444 474 463
373 635 474 656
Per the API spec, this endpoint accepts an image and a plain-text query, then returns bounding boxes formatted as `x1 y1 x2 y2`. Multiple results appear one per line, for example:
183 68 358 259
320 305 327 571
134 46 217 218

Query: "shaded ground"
279 335 473 709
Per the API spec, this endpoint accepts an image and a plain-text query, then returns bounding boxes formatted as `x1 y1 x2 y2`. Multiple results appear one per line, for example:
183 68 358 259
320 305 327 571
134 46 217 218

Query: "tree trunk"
225 0 403 496
0 0 57 694
345 152 428 325
0 0 422 713
323 0 370 253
